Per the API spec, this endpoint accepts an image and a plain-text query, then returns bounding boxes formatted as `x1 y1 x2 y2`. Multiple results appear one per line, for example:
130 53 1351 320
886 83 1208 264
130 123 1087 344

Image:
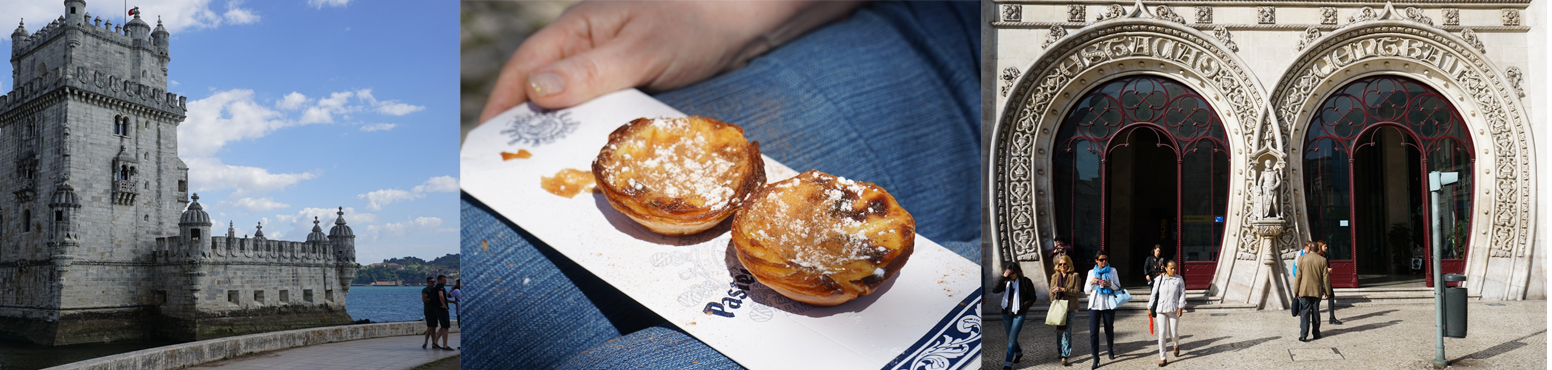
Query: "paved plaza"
185 333 461 370
983 301 1546 369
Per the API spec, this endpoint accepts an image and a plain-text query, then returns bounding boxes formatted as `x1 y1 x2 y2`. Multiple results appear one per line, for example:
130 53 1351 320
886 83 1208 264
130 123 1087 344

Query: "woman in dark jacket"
1144 244 1165 287
994 262 1037 370
1049 254 1082 366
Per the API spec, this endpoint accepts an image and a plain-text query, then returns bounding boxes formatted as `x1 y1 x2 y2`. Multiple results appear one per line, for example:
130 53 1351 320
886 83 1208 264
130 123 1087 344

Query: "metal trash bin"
1444 273 1467 338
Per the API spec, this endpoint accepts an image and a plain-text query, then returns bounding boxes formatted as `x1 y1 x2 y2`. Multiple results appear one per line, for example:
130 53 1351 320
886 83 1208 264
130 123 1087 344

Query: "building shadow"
1184 336 1280 357
1319 319 1402 339
1334 309 1397 323
1458 329 1546 360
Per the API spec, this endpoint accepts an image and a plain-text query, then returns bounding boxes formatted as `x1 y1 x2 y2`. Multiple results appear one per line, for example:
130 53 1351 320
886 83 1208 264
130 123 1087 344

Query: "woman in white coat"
1148 261 1187 367
1084 253 1121 369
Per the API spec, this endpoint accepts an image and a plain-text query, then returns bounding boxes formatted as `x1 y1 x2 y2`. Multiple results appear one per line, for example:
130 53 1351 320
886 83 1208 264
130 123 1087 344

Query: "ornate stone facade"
0 1 359 345
986 0 1541 308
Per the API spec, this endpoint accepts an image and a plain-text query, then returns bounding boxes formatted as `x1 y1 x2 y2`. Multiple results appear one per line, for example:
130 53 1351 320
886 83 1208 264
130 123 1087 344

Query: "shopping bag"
1109 289 1133 307
1045 299 1069 326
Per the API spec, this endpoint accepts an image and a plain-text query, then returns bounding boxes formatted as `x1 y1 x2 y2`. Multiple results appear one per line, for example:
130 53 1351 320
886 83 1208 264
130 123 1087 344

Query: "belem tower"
0 1 360 345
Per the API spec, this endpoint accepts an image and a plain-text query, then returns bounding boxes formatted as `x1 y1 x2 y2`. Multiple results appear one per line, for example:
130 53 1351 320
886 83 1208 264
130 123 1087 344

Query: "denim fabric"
1089 309 1116 364
1001 312 1027 366
1059 321 1073 358
556 326 742 369
461 2 980 369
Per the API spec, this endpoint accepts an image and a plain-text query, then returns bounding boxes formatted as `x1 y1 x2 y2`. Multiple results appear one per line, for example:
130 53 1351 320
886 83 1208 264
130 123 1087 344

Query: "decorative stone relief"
996 21 1263 262
1444 8 1459 26
1042 25 1067 49
1502 9 1520 26
1296 28 1321 51
1258 6 1275 24
1000 67 1021 97
1196 6 1212 24
1213 26 1239 53
1002 4 1021 22
1068 5 1085 23
1349 7 1378 24
1506 67 1525 98
1155 6 1186 24
1096 4 1125 22
1461 28 1486 54
1403 7 1433 26
1271 25 1534 264
1320 7 1338 25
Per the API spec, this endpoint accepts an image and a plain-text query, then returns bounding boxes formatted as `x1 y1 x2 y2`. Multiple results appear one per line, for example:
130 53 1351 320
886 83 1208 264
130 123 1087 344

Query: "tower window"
178 180 187 192
23 210 30 232
71 7 76 14
191 228 201 239
54 210 61 222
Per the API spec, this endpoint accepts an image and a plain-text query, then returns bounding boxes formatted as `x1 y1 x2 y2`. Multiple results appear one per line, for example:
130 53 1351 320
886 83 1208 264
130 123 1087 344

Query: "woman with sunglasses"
1049 254 1082 366
1084 253 1121 369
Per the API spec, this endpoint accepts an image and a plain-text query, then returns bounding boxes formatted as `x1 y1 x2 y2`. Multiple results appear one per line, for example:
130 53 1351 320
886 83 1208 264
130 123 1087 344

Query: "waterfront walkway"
186 333 461 370
984 300 1545 369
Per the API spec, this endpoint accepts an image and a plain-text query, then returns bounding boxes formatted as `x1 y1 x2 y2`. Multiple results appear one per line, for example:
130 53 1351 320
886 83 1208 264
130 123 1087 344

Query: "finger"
478 18 576 124
525 37 662 109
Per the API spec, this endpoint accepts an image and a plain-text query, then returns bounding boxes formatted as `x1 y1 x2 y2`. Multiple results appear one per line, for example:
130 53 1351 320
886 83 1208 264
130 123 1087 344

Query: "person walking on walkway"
1050 254 1082 367
1318 241 1342 325
1148 261 1187 367
434 275 455 350
449 278 463 350
1294 246 1331 341
421 276 440 349
1144 245 1165 287
995 263 1037 370
1085 253 1121 369
1290 242 1311 317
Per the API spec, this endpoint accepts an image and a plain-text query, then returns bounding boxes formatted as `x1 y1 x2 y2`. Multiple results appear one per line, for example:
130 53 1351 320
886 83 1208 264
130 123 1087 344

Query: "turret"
151 18 168 50
12 20 27 52
179 194 213 250
328 207 355 262
253 222 266 241
125 10 149 40
48 180 80 239
64 0 87 24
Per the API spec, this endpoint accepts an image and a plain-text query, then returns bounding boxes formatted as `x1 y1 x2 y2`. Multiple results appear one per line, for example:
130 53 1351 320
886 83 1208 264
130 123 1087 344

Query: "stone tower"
0 0 191 345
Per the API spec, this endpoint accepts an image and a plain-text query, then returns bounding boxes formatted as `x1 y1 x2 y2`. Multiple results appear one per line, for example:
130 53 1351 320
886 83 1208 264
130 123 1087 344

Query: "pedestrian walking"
1085 253 1121 369
994 263 1037 370
1294 246 1331 341
1050 254 1082 367
1318 241 1342 325
450 279 463 323
434 275 455 350
1144 245 1165 287
421 276 439 349
1290 242 1311 317
1148 261 1187 367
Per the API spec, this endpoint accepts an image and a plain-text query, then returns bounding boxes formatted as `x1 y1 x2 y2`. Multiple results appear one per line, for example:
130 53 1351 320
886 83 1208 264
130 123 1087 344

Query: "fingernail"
529 72 564 97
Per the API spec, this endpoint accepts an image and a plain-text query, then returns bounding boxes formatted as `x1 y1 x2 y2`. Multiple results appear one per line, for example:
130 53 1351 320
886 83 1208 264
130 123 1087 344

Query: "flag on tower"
129 7 140 17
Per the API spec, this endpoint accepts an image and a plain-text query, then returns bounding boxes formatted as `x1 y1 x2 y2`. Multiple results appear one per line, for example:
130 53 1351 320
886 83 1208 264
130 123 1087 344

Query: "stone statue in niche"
1253 158 1283 219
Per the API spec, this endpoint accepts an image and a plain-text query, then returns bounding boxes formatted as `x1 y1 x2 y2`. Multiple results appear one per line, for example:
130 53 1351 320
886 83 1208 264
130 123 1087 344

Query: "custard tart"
731 170 915 306
592 116 765 236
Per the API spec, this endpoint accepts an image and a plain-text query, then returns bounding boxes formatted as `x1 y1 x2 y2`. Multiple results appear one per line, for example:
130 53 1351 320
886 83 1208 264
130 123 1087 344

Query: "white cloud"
300 91 355 124
180 89 291 157
412 176 459 193
357 89 425 116
359 189 418 211
185 157 318 196
226 197 289 212
357 176 458 210
307 0 352 9
277 92 308 110
223 0 259 24
363 217 447 241
360 123 396 132
169 80 181 87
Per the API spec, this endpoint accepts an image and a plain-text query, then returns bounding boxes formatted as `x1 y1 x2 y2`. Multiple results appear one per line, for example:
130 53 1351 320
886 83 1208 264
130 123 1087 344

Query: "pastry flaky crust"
592 116 766 236
731 170 915 307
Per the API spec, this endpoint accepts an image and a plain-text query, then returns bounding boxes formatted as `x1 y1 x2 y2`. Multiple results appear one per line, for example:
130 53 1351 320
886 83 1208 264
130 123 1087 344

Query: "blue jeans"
1089 309 1116 363
1059 320 1074 358
461 2 980 369
1001 311 1027 366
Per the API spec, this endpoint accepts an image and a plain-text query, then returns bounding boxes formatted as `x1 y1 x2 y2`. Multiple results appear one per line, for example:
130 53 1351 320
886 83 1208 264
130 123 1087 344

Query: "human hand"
1177 308 1183 316
480 0 864 121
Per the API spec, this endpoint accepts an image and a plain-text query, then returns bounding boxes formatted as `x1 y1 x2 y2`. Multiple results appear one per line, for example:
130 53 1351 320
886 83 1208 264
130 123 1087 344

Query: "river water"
0 285 440 370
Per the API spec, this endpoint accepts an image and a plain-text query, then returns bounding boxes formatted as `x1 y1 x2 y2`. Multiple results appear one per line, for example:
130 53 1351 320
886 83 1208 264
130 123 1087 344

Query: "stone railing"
43 321 459 370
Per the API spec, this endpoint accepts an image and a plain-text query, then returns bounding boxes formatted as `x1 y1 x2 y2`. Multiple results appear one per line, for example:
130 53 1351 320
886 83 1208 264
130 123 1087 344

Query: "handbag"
1045 299 1069 326
1109 288 1133 307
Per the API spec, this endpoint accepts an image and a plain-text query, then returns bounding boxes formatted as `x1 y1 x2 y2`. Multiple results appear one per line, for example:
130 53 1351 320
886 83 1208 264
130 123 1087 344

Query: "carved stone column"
1248 219 1290 310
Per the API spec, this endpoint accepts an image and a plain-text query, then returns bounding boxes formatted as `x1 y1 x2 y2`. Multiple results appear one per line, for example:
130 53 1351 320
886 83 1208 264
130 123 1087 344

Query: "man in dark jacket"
994 263 1038 370
1293 248 1331 341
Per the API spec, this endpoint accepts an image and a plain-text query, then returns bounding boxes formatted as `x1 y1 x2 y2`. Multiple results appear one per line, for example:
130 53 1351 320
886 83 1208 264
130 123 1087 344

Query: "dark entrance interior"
1351 127 1427 286
1106 127 1177 287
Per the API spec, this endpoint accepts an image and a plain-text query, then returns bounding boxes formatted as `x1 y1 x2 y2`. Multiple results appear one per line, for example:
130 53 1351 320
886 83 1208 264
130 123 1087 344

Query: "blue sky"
0 0 459 264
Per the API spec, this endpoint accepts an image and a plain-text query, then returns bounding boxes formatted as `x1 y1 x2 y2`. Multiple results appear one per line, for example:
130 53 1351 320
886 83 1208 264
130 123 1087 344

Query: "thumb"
525 41 658 110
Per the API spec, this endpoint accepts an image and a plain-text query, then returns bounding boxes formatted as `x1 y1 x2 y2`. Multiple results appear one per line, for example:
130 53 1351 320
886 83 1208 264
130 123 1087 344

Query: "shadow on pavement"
1320 319 1401 339
1187 336 1280 357
1459 329 1546 360
1334 309 1397 323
